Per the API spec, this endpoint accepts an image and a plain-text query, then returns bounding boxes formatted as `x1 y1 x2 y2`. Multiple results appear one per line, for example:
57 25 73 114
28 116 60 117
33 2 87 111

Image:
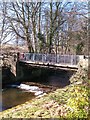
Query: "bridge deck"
20 60 78 71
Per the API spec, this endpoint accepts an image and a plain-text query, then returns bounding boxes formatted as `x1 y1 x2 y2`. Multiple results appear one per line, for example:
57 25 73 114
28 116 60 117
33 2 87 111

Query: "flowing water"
1 88 35 111
1 70 75 112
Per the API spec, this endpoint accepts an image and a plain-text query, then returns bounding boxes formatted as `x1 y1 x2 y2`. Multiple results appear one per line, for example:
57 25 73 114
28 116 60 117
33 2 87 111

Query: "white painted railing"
19 53 80 65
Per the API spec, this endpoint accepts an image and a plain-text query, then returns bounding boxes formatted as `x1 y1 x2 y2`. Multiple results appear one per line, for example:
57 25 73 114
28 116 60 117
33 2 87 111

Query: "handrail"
18 53 80 65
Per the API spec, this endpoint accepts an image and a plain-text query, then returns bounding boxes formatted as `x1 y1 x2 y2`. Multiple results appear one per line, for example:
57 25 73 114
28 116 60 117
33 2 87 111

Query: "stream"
1 70 74 112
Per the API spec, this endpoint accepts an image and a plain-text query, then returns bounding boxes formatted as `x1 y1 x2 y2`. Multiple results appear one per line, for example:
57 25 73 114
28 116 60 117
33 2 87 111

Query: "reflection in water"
2 88 35 111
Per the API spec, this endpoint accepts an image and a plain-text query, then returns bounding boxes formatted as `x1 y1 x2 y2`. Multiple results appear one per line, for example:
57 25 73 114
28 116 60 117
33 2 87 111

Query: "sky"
0 0 88 45
0 0 88 2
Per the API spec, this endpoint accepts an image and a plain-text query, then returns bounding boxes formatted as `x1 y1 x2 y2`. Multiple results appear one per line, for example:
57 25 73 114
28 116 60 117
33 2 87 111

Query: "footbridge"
1 52 86 82
17 53 82 71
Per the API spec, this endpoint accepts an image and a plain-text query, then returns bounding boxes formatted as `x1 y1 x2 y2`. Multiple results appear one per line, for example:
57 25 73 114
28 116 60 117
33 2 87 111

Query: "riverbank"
1 62 90 119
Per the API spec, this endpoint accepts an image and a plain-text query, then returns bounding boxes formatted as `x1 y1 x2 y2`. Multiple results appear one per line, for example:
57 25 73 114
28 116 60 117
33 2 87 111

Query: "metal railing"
19 53 80 65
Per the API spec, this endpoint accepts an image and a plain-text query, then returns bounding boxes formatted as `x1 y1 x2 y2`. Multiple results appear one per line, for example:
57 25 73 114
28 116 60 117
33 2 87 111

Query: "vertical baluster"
45 54 47 62
59 55 61 63
32 53 33 61
39 53 40 62
50 54 52 63
29 53 31 61
38 53 39 61
30 53 33 61
41 54 43 62
36 53 37 62
42 54 43 62
44 54 45 62
64 55 65 64
37 53 38 61
49 54 50 63
27 53 29 61
36 53 37 61
33 53 35 61
64 55 66 64
48 54 49 63
47 53 49 63
59 55 60 63
69 55 70 65
66 55 68 64
41 54 42 62
70 55 72 65
47 54 49 63
75 55 77 65
56 54 57 63
71 55 73 65
40 53 41 62
76 55 78 65
73 55 75 65
42 54 44 62
57 54 59 63
73 55 74 65
38 53 39 62
55 54 56 63
24 53 28 61
51 54 52 63
59 55 60 64
50 54 51 63
45 54 46 63
34 53 37 62
28 53 30 61
68 55 69 64
65 55 66 64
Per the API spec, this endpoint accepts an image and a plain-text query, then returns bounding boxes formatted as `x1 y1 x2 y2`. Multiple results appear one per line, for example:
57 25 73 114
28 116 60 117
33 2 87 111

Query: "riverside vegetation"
1 61 90 119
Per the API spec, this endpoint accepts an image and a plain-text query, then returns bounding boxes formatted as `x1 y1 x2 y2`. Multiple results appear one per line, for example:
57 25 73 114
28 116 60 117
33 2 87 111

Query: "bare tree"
0 3 12 45
0 1 88 55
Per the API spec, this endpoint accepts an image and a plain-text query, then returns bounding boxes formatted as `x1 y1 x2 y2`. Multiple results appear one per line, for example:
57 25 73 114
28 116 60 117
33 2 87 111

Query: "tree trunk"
49 3 53 54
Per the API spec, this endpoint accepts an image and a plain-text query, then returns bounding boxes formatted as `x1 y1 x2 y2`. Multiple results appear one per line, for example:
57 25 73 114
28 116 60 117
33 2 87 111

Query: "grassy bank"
1 63 90 119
